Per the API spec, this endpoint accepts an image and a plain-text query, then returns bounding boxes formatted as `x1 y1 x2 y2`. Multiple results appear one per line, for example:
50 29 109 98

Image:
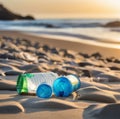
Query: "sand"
0 30 120 58
0 30 120 119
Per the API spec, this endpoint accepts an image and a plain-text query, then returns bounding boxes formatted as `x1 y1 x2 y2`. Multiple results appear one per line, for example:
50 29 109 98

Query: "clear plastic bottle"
17 72 58 95
53 74 81 97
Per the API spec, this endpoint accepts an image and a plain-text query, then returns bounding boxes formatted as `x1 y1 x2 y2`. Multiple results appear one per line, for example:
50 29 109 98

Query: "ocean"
0 18 120 49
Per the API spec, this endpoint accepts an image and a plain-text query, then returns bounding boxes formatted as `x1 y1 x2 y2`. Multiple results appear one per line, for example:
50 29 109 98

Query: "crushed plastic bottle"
16 72 58 95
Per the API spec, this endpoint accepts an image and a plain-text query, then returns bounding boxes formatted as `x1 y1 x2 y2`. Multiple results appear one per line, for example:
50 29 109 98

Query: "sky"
0 0 120 19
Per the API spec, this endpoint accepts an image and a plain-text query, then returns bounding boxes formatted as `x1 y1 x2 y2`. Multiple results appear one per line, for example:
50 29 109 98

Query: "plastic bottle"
53 74 81 97
17 72 58 95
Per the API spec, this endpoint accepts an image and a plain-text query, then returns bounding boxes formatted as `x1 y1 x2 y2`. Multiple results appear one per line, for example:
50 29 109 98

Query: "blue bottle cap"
53 77 73 97
36 84 52 98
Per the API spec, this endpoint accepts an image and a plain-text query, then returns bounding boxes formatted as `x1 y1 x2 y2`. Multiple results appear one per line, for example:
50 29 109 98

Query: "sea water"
0 18 120 49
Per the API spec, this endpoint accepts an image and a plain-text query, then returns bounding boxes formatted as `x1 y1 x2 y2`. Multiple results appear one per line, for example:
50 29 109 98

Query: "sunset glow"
0 0 120 18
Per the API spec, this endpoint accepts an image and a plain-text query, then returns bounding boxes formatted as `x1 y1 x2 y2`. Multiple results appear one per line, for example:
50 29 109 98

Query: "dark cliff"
0 4 34 20
103 21 120 27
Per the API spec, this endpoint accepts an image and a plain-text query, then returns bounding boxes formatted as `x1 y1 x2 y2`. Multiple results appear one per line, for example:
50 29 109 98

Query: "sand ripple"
0 35 120 118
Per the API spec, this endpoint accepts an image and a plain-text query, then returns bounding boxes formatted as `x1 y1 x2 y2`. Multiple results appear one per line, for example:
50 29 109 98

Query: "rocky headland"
0 4 34 20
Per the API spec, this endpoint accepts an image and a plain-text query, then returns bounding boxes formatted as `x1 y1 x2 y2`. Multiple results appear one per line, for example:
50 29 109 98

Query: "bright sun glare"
101 0 120 11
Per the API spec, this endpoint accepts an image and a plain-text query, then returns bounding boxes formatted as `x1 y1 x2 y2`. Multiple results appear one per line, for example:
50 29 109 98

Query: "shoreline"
0 30 120 58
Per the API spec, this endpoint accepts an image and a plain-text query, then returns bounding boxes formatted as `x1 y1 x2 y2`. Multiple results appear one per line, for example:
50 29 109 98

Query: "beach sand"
0 30 120 119
0 30 120 58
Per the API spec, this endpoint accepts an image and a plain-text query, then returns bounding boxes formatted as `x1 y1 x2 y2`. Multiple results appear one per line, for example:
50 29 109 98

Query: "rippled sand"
0 31 120 119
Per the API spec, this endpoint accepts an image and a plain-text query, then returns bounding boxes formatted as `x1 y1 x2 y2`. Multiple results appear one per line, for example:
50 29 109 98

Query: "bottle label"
17 74 28 94
66 75 80 91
